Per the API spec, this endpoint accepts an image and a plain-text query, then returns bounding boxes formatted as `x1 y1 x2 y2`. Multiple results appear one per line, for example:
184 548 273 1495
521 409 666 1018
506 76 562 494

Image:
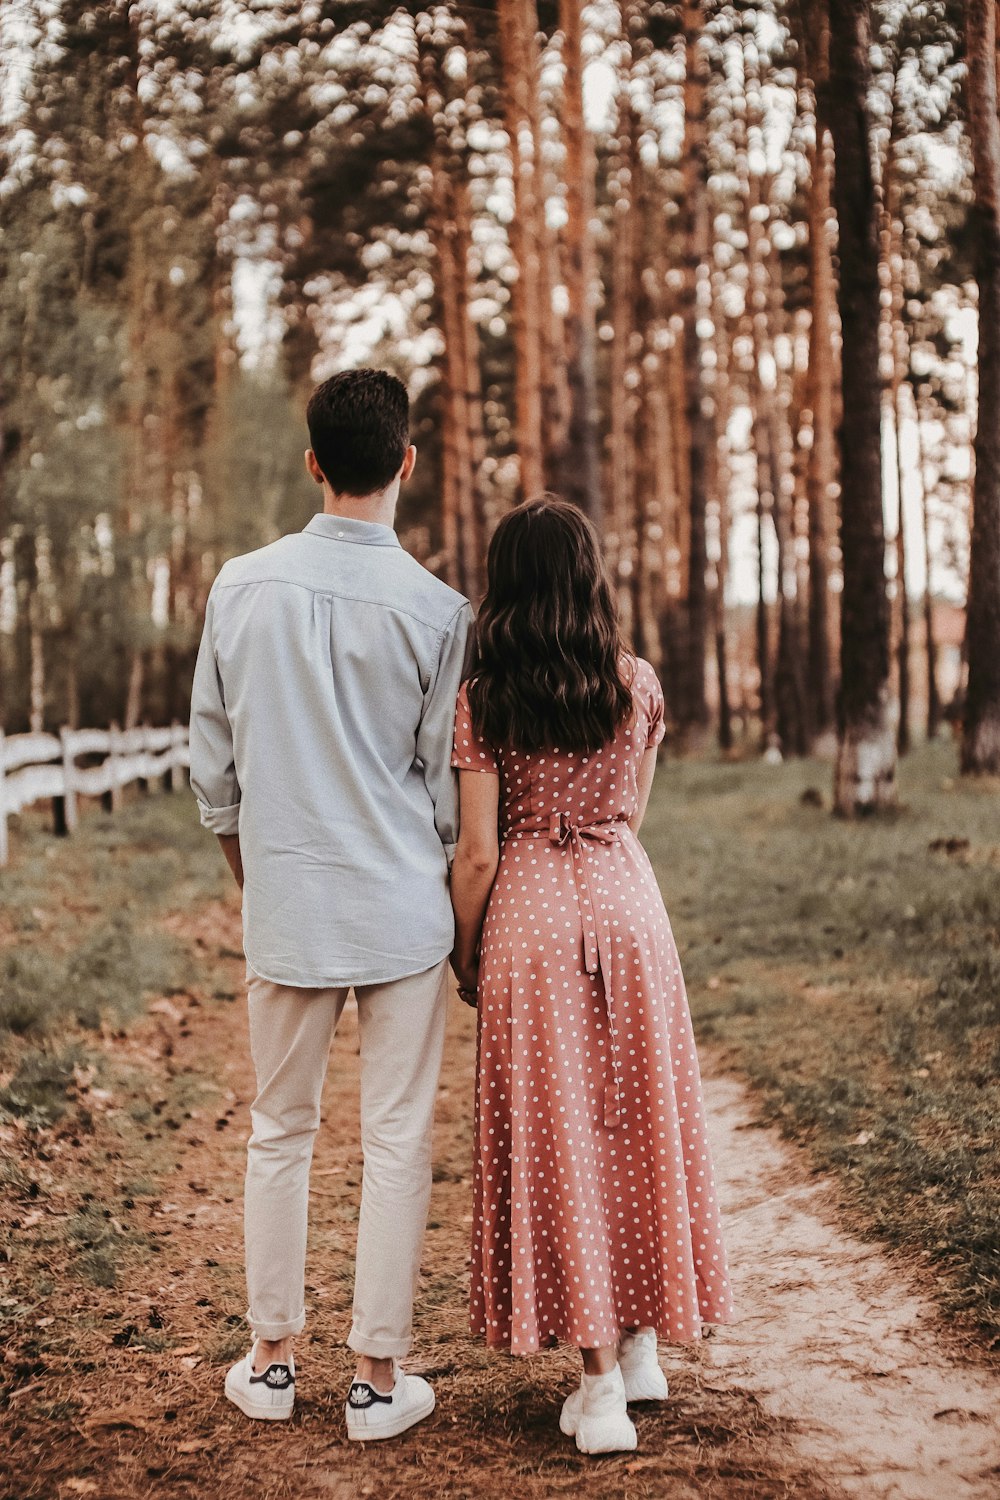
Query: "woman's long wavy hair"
468 495 635 755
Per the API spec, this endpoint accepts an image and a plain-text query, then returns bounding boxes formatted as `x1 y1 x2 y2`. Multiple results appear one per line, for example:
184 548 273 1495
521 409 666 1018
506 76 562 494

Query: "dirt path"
701 1072 1000 1499
3 898 999 1499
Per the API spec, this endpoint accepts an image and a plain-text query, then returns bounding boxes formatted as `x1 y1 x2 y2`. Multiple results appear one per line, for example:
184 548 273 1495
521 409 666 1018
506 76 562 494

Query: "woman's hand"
451 949 479 990
451 769 500 1011
451 948 479 1004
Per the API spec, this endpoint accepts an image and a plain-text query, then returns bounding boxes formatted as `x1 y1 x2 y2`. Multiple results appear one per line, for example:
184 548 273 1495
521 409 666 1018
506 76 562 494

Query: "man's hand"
218 834 244 890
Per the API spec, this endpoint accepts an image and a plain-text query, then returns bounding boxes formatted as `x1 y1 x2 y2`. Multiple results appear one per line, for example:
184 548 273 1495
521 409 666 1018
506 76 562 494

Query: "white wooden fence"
0 722 189 867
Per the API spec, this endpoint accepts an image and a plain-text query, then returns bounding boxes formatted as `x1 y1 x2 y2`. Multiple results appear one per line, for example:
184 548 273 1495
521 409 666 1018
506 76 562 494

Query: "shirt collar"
303 513 402 548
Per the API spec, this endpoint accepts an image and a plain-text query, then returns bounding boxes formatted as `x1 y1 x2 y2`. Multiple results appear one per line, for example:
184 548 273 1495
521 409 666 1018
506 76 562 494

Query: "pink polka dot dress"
452 659 734 1355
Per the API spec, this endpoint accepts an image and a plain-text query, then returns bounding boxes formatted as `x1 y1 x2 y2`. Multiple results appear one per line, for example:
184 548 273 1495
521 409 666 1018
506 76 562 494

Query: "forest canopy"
0 0 996 810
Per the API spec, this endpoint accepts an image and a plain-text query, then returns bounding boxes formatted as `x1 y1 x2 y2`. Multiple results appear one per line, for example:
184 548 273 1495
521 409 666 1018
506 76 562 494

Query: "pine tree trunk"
962 0 1000 773
753 405 775 748
680 0 711 729
915 402 941 738
454 170 487 602
805 128 837 737
893 384 911 754
29 600 45 735
497 0 546 499
608 84 640 644
882 105 912 757
124 649 144 731
419 24 479 595
66 655 80 731
824 0 896 813
711 277 734 751
557 0 602 527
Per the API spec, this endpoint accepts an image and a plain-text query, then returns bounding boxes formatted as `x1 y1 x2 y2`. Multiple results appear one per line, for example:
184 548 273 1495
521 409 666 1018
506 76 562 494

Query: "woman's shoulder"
622 655 661 695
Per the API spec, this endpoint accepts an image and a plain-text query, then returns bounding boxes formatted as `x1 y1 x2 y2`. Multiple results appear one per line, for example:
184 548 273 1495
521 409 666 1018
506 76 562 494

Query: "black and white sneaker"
345 1361 435 1441
224 1342 296 1421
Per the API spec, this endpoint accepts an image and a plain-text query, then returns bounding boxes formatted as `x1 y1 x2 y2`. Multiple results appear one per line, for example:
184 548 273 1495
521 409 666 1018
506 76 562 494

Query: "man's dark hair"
306 368 409 496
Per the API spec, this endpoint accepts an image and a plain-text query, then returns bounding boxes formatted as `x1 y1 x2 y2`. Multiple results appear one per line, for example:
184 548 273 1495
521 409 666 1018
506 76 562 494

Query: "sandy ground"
701 1072 1000 1499
3 897 1000 1499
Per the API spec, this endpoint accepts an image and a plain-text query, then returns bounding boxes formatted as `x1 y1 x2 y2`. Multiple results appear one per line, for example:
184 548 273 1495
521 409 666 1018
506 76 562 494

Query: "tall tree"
679 0 712 730
557 0 602 526
497 0 547 499
961 0 1000 774
823 0 897 812
804 124 838 739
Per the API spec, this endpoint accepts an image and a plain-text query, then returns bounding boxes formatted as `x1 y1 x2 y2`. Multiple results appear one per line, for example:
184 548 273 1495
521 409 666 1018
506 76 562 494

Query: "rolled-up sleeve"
189 589 241 836
417 601 474 864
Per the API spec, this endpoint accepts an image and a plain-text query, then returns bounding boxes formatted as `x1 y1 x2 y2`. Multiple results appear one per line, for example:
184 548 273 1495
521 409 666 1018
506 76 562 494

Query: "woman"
450 496 733 1455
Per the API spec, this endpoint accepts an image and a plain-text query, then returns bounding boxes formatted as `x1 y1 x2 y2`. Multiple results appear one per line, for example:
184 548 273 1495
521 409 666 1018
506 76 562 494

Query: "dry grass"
644 740 1000 1347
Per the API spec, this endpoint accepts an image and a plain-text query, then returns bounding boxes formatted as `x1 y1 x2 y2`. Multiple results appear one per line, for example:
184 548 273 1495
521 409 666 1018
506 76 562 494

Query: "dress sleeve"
643 665 666 749
452 682 500 773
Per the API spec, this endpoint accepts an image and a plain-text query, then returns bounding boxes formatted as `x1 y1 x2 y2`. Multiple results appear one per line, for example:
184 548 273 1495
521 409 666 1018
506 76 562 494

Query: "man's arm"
416 601 475 863
217 834 244 889
189 588 243 885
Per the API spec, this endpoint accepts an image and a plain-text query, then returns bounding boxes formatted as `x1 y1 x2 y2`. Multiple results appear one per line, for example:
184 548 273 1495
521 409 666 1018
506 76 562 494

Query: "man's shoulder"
211 533 469 632
390 550 469 631
212 533 303 590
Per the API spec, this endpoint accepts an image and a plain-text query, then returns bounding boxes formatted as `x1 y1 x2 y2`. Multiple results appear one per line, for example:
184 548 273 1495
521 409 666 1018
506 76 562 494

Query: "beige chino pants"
243 959 448 1357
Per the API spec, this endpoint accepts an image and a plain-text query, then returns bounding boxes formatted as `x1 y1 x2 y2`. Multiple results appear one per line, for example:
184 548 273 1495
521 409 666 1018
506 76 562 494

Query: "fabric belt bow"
547 812 626 1129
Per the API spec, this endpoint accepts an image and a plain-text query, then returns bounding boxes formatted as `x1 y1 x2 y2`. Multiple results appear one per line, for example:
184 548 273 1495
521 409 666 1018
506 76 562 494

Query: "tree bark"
608 77 641 644
962 0 1000 773
497 0 547 500
893 385 911 754
679 0 711 729
805 128 838 737
882 99 912 756
557 0 602 527
711 273 734 751
418 21 483 599
914 398 941 738
824 0 896 813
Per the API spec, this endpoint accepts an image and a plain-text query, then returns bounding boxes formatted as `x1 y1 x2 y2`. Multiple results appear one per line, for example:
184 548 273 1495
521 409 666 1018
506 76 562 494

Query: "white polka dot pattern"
451 659 735 1354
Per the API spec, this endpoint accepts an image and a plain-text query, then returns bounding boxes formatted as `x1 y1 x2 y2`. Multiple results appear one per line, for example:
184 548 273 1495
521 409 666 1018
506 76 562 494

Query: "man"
189 368 473 1440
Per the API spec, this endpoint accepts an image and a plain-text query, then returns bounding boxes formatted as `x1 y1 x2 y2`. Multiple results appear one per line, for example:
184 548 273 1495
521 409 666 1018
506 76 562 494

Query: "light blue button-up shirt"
189 514 473 988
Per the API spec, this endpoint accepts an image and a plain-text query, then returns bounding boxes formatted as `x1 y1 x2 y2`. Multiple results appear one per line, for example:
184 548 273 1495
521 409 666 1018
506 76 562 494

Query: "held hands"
450 948 480 1008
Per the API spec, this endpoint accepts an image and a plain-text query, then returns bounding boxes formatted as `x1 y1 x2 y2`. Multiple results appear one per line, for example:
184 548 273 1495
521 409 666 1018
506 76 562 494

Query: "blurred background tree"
0 0 991 806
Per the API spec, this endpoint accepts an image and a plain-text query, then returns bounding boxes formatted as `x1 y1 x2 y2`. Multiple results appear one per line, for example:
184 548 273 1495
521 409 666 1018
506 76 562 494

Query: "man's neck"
322 484 397 529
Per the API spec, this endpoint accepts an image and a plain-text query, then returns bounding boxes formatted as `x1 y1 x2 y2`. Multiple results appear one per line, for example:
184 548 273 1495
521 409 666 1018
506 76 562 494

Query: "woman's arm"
628 747 659 837
450 769 501 992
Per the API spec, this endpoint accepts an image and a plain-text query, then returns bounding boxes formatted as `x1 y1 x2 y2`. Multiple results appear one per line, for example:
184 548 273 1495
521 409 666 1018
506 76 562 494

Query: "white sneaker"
559 1365 637 1454
224 1342 295 1421
345 1361 435 1442
618 1328 669 1402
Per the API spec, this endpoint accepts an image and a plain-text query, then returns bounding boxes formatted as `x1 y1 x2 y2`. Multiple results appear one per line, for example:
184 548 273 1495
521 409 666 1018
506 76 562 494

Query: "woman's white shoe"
345 1361 435 1441
618 1328 669 1402
224 1341 295 1421
559 1365 637 1454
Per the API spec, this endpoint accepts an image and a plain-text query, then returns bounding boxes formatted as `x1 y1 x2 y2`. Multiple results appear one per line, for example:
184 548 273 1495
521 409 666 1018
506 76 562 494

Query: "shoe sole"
224 1372 294 1422
346 1388 436 1442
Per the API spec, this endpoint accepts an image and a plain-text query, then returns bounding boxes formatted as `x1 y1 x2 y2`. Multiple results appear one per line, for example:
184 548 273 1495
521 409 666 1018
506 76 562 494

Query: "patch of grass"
0 793 227 1125
645 740 1000 1344
0 916 189 1042
0 1047 85 1124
